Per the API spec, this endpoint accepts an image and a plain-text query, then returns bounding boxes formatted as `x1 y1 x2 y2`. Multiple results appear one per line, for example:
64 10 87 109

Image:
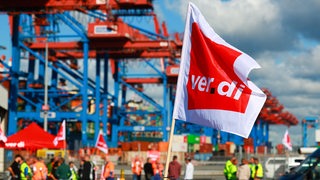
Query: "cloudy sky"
152 0 320 146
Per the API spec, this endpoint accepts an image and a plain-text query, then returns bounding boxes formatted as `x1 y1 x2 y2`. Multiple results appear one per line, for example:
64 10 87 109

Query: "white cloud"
160 0 320 146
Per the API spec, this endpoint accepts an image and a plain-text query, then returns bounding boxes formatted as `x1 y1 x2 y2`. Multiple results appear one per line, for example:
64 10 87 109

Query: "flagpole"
64 140 67 160
163 118 176 180
64 121 67 160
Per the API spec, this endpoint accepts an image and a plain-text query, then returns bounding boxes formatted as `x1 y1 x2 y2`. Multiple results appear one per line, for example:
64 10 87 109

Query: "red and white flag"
95 130 108 154
172 3 266 138
282 129 292 151
0 127 7 142
53 120 66 146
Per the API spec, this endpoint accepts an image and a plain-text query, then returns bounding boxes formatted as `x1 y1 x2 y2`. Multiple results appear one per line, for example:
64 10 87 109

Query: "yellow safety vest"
20 162 32 180
256 163 264 178
249 163 256 178
228 164 237 180
224 160 232 176
71 168 78 180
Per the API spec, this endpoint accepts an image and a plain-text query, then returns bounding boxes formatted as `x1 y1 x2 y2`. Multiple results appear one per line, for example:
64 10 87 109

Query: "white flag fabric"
53 120 66 146
282 129 292 151
172 2 266 138
95 130 108 154
0 127 7 142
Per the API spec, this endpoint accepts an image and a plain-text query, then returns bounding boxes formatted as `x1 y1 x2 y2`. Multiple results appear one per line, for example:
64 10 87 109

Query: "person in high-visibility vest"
20 157 32 180
224 159 232 179
69 161 79 180
253 157 264 180
224 157 238 180
131 155 143 180
249 157 256 180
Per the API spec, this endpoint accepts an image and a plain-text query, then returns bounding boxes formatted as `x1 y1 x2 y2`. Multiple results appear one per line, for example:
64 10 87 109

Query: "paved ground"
113 164 225 180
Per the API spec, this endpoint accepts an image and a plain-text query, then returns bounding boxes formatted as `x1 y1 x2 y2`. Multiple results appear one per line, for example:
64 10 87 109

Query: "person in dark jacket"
55 158 71 180
50 156 60 180
78 159 84 179
82 155 96 180
144 157 154 180
8 154 22 180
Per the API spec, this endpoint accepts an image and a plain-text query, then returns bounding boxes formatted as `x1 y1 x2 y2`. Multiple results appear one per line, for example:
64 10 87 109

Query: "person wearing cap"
184 157 194 180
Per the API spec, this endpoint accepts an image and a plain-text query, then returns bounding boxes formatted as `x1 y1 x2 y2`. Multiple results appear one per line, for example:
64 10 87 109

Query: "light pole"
43 38 49 131
43 39 49 131
42 30 55 132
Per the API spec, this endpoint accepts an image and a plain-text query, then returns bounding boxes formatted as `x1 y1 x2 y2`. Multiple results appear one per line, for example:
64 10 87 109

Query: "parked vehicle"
265 157 287 179
287 156 305 171
279 148 320 180
265 156 305 179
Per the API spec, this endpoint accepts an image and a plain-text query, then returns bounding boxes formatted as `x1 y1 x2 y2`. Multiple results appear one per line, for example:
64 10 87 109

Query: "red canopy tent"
0 122 65 149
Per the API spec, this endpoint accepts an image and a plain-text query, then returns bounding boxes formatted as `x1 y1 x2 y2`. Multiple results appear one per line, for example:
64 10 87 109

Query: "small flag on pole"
172 2 266 138
95 130 108 154
282 129 292 151
53 120 66 146
0 127 7 142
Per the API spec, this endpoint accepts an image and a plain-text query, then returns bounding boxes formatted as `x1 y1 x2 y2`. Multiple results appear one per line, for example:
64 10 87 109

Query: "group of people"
8 154 77 180
8 153 194 180
224 156 264 180
131 155 194 180
7 154 116 180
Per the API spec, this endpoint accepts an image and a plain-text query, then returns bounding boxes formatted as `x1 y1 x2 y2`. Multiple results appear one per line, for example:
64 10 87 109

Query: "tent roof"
0 122 65 149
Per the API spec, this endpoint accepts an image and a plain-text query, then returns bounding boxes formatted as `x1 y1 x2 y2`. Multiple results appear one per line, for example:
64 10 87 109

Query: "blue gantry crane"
302 116 318 147
0 0 299 153
0 0 182 149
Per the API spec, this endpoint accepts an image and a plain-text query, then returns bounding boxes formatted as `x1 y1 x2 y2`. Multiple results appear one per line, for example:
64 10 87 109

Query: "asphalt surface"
112 164 225 180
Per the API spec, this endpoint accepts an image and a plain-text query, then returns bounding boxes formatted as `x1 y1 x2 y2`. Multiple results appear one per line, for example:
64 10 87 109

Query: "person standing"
184 157 194 180
153 158 164 180
131 155 143 180
8 154 22 180
143 157 154 180
82 155 96 180
253 158 264 180
103 155 115 180
249 157 255 180
49 156 60 180
32 157 48 180
20 157 33 180
237 158 251 180
224 157 235 180
168 155 181 180
77 159 84 180
69 161 79 180
224 157 238 180
55 158 71 180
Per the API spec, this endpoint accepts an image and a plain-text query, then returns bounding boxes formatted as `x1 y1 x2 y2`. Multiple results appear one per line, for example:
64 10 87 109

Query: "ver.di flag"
282 129 292 151
53 120 66 146
95 130 108 154
172 3 266 138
